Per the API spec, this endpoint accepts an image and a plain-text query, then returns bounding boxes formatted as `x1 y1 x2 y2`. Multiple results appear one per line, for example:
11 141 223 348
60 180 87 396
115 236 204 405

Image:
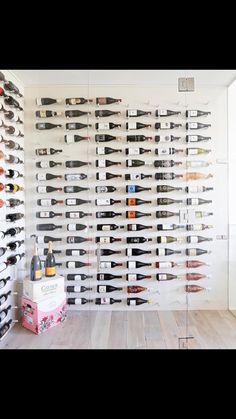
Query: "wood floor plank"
90 311 112 349
158 311 179 349
107 312 127 349
127 311 146 349
143 311 166 349
190 310 227 349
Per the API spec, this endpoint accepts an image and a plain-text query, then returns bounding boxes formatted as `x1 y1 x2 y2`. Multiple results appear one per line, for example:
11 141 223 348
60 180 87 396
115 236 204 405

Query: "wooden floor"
1 310 236 349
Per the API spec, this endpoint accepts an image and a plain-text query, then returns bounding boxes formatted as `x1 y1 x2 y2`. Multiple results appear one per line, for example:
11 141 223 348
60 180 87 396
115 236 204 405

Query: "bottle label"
160 237 167 243
191 225 202 231
98 123 110 130
127 211 136 219
98 286 106 293
127 185 136 193
99 237 110 244
37 173 46 181
75 298 82 304
128 262 136 269
37 187 47 193
34 269 42 279
96 186 108 193
65 135 74 144
65 174 85 181
46 266 56 276
161 224 173 230
189 236 198 243
130 225 137 231
67 262 76 268
100 262 111 269
101 225 111 231
127 160 132 167
39 212 50 218
68 224 76 231
100 298 110 304
97 147 105 154
128 110 138 117
129 174 140 180
66 199 76 206
188 123 198 129
189 199 199 205
158 148 169 155
127 249 132 256
127 274 136 281
157 249 165 256
99 275 105 280
71 250 80 257
74 275 82 280
97 160 106 168
188 149 198 155
96 199 110 206
189 111 198 117
160 135 171 142
128 148 140 155
158 274 167 280
130 300 136 306
74 287 81 292
186 187 198 193
159 110 168 116
188 249 197 256
69 213 81 219
160 123 170 129
127 123 137 130
38 161 49 168
98 173 106 181
188 135 198 142
68 123 76 129
128 199 136 206
158 262 172 268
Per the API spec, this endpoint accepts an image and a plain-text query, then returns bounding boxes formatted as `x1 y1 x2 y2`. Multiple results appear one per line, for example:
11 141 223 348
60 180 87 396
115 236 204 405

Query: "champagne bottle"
36 98 62 106
36 173 62 181
36 161 62 168
6 213 24 222
186 148 211 156
126 261 152 269
65 198 91 206
5 169 23 178
185 273 211 281
126 248 152 256
125 148 151 155
155 148 184 155
95 298 122 305
126 211 151 219
157 198 183 205
64 135 90 144
66 98 93 105
156 109 181 117
96 211 122 219
185 248 210 256
65 211 92 219
95 134 121 142
185 186 213 193
156 273 178 281
155 173 182 180
64 186 90 193
66 123 91 130
37 186 62 193
38 248 61 256
36 236 62 244
126 122 151 130
37 199 64 206
30 242 42 281
67 286 92 293
66 249 87 256
96 173 122 180
125 173 152 180
185 285 210 293
97 224 124 231
65 173 87 181
127 298 150 306
96 249 121 256
97 285 122 293
96 237 122 243
35 148 62 156
157 236 179 244
95 123 121 130
154 160 182 168
36 224 62 231
67 274 93 281
4 80 23 97
186 122 211 130
67 237 92 244
156 211 179 218
95 186 116 193
97 273 122 281
186 110 211 117
126 109 151 117
96 146 122 155
65 161 91 168
4 96 23 110
126 274 152 281
186 198 212 206
66 261 91 269
35 110 62 118
155 122 182 130
96 97 122 105
126 159 151 167
126 237 152 243
45 241 56 277
126 185 151 193
36 123 62 130
186 135 211 143
7 240 24 250
156 248 181 256
127 135 152 142
99 261 122 269
96 159 121 168
65 110 91 118
157 224 184 231
67 224 91 231
36 211 63 218
127 224 153 231
155 135 181 143
156 185 183 193
95 110 121 118
95 198 121 206
67 298 93 305
126 198 152 206
186 224 213 231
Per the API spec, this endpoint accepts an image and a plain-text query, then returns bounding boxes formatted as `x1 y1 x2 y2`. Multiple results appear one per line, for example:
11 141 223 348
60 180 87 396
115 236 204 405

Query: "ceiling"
9 70 236 87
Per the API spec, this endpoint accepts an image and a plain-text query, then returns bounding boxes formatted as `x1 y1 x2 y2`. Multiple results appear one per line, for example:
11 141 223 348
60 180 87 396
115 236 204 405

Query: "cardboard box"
23 275 65 302
21 293 67 334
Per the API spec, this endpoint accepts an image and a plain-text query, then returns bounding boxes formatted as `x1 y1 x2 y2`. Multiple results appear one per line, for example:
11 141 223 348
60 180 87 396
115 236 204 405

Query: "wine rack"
0 70 25 341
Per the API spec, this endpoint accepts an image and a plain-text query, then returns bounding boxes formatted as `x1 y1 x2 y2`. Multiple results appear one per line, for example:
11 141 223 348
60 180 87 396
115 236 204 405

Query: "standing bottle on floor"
30 240 42 281
45 241 56 277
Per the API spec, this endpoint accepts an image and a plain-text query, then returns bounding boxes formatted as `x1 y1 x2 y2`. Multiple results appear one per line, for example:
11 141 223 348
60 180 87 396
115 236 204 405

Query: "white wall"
24 83 228 311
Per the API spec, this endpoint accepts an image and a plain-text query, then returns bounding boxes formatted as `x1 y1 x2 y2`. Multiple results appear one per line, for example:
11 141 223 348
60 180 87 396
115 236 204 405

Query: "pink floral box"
21 293 67 335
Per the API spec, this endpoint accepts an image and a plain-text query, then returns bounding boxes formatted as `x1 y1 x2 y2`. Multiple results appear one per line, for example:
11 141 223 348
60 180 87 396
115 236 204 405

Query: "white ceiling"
9 70 236 87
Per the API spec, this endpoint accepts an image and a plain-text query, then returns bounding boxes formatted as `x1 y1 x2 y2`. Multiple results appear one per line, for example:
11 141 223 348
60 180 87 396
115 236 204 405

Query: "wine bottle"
186 198 212 206
186 224 213 231
186 110 211 117
0 305 14 322
157 224 184 231
186 135 211 143
95 237 121 243
66 98 93 105
97 224 124 231
67 237 92 244
36 98 62 106
156 185 183 193
95 110 121 118
126 109 151 117
4 227 24 237
157 236 179 244
126 261 152 269
66 261 91 268
126 198 152 206
65 161 91 168
126 237 152 244
37 186 62 193
96 146 122 155
95 198 121 206
65 173 87 181
127 298 149 306
127 224 153 231
185 248 210 256
186 148 211 155
64 134 90 144
126 211 151 219
0 199 5 208
5 154 23 164
96 249 121 256
95 298 122 305
97 285 122 293
4 96 23 110
1 125 23 137
126 249 151 256
182 172 213 180
95 123 121 130
96 97 122 105
36 236 62 244
5 169 23 178
30 242 42 281
185 260 209 268
0 277 11 290
155 173 182 180
0 291 12 306
126 185 151 193
156 273 178 281
35 110 62 118
185 273 211 281
97 273 122 281
125 173 152 180
65 110 91 118
0 319 18 339
125 148 151 155
154 160 182 168
7 240 24 250
7 253 24 265
0 72 6 82
65 211 92 219
126 122 151 130
127 135 152 142
67 298 93 305
157 198 183 205
4 111 23 123
155 109 181 117
95 134 121 142
36 211 63 218
36 224 62 231
67 274 93 281
156 211 179 218
67 286 92 293
65 198 91 206
95 159 121 168
126 159 151 167
186 122 211 130
35 148 62 156
96 173 122 180
6 213 24 222
36 161 62 169
2 140 23 151
185 186 213 193
96 211 122 219
155 135 181 143
185 285 210 293
37 199 64 206
127 287 149 296
66 123 91 130
155 261 177 268
67 224 91 231
36 173 62 181
36 123 62 130
0 248 7 257
186 161 211 168
66 249 87 256
64 186 90 193
194 211 213 218
5 183 24 193
155 122 182 130
155 148 183 155
95 186 117 193
156 248 181 256
126 274 152 281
